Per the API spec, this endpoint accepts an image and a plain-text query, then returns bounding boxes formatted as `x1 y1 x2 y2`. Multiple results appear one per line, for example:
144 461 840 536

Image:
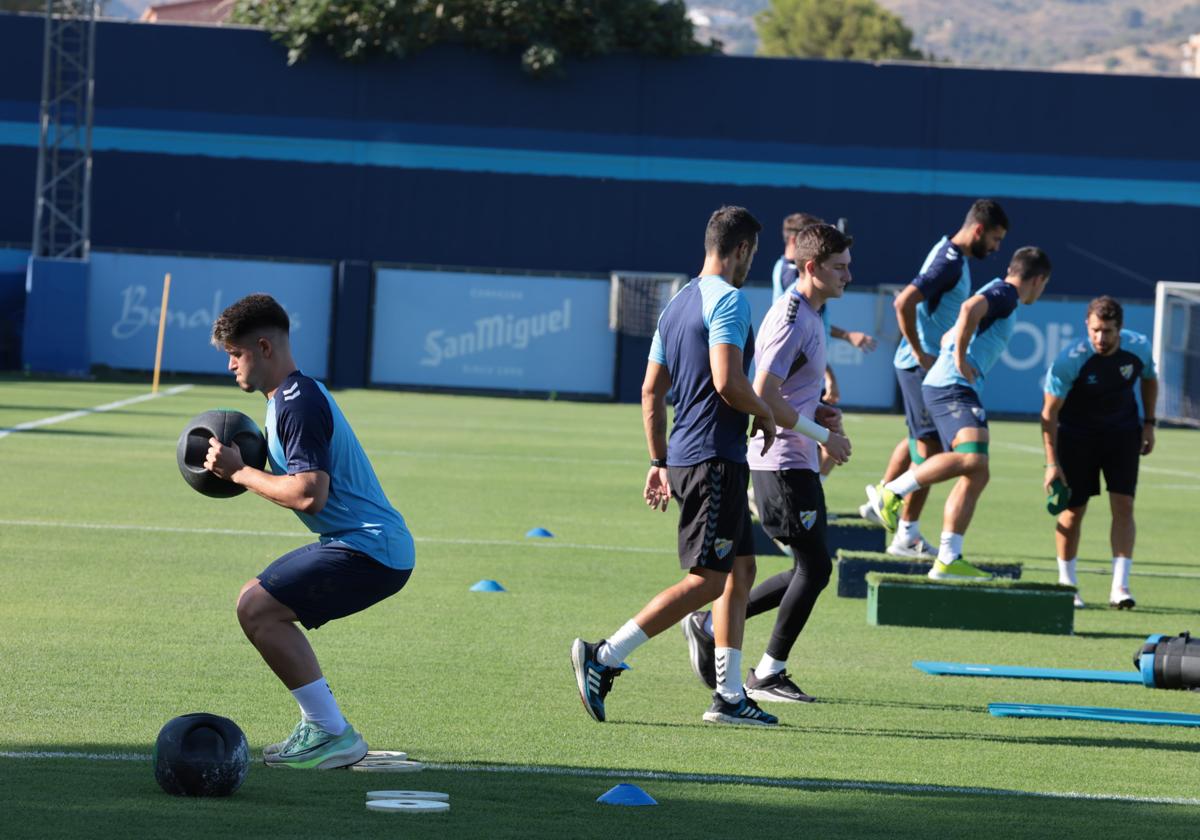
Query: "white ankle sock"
598 620 648 667
715 647 744 702
1057 557 1078 586
1112 556 1132 593
290 677 347 735
755 654 787 680
885 470 921 497
937 532 964 564
895 519 920 544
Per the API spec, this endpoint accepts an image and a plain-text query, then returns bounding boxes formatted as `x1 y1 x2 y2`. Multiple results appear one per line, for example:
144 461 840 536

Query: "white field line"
991 440 1200 480
1 750 1197 808
0 519 665 555
5 518 1200 578
0 384 194 440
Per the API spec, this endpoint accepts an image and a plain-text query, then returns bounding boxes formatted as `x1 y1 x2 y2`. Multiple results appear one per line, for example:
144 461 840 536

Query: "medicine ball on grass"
153 713 249 797
176 409 267 498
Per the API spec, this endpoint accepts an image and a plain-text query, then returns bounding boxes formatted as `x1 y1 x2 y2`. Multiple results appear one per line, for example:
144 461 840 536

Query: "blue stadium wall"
1 13 1198 290
1 13 1197 403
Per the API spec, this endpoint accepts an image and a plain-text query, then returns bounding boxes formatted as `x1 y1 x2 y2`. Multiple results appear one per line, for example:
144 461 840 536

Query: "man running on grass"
1041 295 1157 609
867 247 1051 579
571 205 779 726
682 223 853 703
205 293 414 769
862 200 1008 558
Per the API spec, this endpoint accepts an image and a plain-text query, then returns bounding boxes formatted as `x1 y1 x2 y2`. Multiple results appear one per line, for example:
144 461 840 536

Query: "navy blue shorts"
258 543 412 630
922 383 988 451
896 366 938 441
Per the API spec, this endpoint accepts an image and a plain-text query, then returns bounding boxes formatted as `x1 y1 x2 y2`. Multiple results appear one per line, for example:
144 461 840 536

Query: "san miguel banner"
88 252 334 378
370 268 615 396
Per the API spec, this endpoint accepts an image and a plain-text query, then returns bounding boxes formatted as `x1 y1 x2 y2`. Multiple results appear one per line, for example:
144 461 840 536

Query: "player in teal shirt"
867 247 1051 580
205 294 413 770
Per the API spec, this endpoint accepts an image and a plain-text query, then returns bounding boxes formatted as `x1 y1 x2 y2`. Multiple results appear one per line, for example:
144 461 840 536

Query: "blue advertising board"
370 269 615 396
742 287 899 410
88 252 333 378
983 297 1154 414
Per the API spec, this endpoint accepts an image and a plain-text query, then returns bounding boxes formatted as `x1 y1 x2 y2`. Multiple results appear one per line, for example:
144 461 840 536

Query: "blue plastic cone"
469 579 507 592
597 783 657 806
525 527 554 538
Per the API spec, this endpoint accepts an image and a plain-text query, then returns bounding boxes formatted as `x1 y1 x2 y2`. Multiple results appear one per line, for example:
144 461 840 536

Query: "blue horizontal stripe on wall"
1 118 1199 208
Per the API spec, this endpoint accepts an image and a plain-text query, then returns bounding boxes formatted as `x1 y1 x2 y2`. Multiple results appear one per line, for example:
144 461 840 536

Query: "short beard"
969 239 990 259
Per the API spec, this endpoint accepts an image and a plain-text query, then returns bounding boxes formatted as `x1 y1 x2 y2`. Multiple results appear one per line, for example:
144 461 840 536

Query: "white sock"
702 612 714 636
715 647 744 702
895 519 920 544
1057 557 1078 586
598 620 648 667
885 470 921 497
1112 556 1132 593
937 532 964 564
290 677 347 735
755 654 787 680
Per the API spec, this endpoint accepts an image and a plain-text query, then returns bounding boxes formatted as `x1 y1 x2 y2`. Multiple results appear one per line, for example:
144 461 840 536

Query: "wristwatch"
1143 417 1157 428
650 458 667 468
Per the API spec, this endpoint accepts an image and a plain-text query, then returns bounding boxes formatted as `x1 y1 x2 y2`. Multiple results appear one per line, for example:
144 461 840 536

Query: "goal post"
609 271 687 337
1153 281 1200 427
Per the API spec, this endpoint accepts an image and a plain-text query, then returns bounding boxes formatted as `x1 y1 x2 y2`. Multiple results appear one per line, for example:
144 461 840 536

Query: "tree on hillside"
756 0 925 62
230 0 720 77
0 1 48 11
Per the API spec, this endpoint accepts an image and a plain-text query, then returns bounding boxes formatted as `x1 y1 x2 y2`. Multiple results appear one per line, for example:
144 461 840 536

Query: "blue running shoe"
702 692 779 726
571 638 623 722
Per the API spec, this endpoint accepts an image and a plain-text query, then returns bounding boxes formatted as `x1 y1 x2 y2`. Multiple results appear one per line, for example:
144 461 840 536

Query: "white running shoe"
886 536 937 558
859 487 885 527
1073 593 1085 609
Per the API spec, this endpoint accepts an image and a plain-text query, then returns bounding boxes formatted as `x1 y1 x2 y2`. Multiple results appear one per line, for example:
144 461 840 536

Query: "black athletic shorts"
668 458 753 572
258 542 412 630
750 468 828 558
1058 425 1141 506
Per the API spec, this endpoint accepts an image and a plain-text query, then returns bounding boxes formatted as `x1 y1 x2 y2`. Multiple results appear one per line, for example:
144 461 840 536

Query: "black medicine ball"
176 409 268 498
153 712 249 797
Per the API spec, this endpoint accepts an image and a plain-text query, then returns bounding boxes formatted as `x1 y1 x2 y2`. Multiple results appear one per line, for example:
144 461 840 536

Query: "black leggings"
746 537 831 661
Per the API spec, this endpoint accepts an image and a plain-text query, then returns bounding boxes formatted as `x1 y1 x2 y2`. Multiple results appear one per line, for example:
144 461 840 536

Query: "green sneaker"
262 720 304 762
928 556 993 581
866 482 903 533
264 721 368 770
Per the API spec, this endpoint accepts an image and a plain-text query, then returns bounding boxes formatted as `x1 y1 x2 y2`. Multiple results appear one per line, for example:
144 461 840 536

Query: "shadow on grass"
1 744 1197 840
1073 630 1160 640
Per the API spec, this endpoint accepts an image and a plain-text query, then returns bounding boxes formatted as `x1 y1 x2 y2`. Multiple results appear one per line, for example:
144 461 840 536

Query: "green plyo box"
866 573 1075 635
837 550 1023 598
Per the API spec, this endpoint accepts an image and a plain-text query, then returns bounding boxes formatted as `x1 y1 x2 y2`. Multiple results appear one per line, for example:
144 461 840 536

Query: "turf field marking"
0 384 193 440
1 750 1197 807
8 518 1200 577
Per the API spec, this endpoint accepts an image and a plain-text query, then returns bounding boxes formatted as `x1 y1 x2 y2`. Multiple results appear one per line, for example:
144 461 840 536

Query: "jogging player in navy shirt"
1041 296 1157 609
862 200 1008 558
572 206 779 727
205 294 415 769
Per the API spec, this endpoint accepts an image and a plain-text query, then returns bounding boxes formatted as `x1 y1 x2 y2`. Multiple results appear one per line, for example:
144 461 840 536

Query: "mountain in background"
687 0 1200 75
97 0 1200 76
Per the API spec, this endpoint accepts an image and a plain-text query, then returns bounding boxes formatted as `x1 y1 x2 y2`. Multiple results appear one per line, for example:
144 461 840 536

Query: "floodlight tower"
31 0 97 260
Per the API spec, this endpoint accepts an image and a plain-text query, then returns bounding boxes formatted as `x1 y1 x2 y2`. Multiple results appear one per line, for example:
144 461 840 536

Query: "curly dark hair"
210 293 290 347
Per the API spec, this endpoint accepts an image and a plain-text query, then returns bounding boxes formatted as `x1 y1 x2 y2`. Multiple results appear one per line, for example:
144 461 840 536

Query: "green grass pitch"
2 377 1198 838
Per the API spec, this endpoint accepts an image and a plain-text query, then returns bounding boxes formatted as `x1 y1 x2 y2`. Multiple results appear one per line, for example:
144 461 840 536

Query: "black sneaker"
1109 588 1136 610
744 668 816 703
680 610 716 689
701 692 779 726
571 638 623 722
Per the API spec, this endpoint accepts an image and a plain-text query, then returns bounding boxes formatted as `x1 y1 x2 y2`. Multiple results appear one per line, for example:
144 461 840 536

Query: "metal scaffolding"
32 0 97 260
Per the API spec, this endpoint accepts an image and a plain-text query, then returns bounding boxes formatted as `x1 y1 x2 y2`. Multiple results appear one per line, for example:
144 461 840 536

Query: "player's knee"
1110 494 1135 518
236 582 274 631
